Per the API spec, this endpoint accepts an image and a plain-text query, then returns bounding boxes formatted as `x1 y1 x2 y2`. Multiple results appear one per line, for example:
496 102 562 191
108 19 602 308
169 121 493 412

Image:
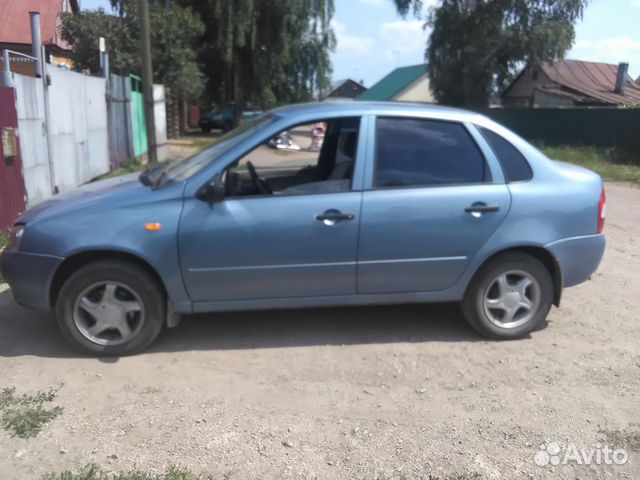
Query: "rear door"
357 116 511 294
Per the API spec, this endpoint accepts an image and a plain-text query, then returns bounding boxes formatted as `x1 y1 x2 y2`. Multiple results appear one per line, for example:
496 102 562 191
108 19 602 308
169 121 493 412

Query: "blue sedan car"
0 102 606 356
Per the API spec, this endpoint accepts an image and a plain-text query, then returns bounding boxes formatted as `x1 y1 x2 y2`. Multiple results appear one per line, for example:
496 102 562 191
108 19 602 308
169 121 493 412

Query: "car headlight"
8 225 25 251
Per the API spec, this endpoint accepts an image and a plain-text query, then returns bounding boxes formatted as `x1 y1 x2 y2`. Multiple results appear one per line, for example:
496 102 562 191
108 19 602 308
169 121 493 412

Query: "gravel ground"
0 182 638 480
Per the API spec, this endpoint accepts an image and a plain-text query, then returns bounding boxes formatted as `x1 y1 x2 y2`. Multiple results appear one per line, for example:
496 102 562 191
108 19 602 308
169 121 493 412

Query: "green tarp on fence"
130 74 148 157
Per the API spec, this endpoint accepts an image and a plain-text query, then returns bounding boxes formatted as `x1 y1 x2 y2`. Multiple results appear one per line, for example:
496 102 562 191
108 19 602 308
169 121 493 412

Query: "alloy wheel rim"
73 282 145 346
483 270 541 329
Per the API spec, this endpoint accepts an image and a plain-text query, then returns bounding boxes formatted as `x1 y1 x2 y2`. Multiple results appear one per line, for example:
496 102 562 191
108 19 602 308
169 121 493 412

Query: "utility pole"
139 0 157 164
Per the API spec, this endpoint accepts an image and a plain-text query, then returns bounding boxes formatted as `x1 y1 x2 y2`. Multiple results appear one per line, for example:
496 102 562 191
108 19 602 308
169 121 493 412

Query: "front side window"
478 127 533 183
157 115 275 185
374 117 490 189
223 117 360 198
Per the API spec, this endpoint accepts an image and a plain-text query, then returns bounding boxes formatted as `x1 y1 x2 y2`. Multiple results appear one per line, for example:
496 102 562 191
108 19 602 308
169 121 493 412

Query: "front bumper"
546 234 606 288
0 250 63 310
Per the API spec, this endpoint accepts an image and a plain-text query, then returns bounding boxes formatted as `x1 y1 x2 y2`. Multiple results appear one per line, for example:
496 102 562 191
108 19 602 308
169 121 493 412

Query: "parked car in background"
0 102 606 356
199 104 263 132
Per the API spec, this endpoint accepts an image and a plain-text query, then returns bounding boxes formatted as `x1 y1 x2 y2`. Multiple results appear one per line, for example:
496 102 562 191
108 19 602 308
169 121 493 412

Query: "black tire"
461 252 553 339
55 260 165 356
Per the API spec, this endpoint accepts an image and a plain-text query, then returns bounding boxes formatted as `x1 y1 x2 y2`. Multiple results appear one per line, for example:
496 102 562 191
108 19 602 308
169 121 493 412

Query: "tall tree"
391 0 587 107
60 0 205 99
176 0 335 123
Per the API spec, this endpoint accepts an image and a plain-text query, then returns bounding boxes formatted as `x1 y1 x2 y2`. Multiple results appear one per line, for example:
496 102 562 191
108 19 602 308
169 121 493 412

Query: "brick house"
0 0 79 76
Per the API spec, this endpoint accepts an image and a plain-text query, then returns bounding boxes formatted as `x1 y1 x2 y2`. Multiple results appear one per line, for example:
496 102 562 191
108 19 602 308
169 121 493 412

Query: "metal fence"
3 67 168 211
47 67 110 193
12 72 52 206
108 74 134 168
480 108 640 155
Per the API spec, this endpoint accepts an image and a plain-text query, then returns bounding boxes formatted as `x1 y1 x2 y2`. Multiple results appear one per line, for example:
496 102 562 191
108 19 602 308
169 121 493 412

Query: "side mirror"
196 176 225 204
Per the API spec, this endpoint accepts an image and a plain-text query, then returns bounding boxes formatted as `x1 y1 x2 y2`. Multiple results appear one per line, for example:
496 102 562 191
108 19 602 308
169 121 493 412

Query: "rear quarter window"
479 127 533 182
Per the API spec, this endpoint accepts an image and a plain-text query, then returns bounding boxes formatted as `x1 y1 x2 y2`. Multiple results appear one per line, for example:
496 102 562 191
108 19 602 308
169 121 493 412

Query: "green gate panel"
130 75 148 157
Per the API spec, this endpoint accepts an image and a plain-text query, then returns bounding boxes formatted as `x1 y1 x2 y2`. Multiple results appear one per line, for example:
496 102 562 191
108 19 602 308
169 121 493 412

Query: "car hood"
17 173 148 225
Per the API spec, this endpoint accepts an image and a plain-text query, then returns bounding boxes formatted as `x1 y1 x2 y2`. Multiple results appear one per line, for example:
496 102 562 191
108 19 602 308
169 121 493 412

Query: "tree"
175 0 335 124
391 0 587 107
60 1 205 99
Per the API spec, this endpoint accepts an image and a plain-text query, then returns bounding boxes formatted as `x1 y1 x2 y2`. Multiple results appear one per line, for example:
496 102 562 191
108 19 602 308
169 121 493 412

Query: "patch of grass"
99 157 146 179
370 474 481 480
271 148 299 156
0 230 8 251
189 138 217 150
539 145 640 184
44 465 203 480
46 467 481 480
0 386 63 438
601 429 640 451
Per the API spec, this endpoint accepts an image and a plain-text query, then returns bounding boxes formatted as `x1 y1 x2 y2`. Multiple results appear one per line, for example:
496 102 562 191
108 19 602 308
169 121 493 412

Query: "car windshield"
156 114 276 185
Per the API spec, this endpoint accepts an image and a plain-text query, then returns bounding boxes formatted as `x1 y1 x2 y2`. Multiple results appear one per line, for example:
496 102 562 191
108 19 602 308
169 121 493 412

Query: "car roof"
270 101 482 123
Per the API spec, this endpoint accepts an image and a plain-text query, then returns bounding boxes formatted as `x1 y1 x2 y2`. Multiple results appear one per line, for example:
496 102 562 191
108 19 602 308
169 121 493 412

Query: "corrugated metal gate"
0 86 26 231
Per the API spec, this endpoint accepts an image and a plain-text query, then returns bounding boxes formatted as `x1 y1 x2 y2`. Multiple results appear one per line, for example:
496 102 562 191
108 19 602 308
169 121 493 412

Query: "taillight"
597 187 606 234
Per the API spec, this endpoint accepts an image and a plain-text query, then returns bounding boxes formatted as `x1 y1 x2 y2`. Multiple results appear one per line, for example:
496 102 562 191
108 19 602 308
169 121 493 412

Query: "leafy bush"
0 387 63 438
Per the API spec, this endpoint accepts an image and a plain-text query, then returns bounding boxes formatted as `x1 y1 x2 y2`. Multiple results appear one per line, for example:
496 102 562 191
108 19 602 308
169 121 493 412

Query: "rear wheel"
461 253 553 339
55 260 165 356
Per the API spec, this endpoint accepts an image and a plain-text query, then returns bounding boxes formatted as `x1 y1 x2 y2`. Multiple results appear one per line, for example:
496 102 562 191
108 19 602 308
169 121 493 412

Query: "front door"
357 116 511 294
179 117 364 303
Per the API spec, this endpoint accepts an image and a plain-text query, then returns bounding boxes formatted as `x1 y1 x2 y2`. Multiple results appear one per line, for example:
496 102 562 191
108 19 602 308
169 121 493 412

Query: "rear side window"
374 117 490 188
479 127 533 182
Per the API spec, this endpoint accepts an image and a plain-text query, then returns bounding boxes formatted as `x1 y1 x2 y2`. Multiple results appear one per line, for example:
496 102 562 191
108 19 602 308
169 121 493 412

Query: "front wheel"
55 260 165 356
461 253 553 339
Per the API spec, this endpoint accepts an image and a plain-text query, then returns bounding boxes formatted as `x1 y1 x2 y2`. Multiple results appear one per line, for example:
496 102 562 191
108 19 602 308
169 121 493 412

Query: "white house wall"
394 75 435 103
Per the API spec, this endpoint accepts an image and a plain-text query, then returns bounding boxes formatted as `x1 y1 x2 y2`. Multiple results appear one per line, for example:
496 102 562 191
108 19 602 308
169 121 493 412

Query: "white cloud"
379 20 429 58
633 0 640 6
331 19 375 56
571 36 640 76
331 11 432 85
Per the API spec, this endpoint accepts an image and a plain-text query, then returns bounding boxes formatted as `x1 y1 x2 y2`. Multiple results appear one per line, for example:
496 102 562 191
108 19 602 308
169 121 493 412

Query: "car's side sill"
190 289 462 314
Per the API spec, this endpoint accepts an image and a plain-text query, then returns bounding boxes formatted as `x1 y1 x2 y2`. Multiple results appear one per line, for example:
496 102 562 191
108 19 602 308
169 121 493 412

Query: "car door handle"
465 203 500 213
315 210 355 223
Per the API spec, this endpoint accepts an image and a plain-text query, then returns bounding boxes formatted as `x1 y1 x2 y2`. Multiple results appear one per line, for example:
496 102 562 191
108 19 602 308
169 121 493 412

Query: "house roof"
358 64 427 101
0 0 78 48
330 79 351 91
326 78 367 99
538 59 640 105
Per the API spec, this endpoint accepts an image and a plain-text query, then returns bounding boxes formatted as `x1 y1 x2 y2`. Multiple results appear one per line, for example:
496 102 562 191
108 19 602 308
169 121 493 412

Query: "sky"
79 0 640 86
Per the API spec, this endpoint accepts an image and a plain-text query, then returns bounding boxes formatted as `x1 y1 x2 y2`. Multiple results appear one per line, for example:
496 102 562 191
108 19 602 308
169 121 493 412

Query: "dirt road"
1 182 639 480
